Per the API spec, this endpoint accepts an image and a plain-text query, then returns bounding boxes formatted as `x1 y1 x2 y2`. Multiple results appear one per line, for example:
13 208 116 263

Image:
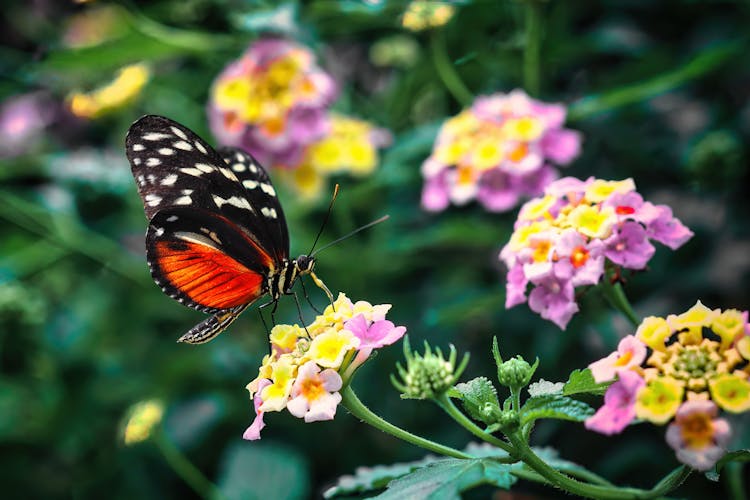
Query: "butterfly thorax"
267 254 316 300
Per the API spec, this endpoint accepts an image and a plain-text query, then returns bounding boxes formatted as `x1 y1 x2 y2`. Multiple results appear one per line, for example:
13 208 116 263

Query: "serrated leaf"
218 442 309 500
705 449 750 481
520 395 594 426
563 369 611 396
375 458 517 500
324 455 442 498
454 377 500 425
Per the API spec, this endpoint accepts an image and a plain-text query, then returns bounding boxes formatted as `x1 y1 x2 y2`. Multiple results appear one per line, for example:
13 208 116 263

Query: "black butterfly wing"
217 146 290 262
125 116 291 342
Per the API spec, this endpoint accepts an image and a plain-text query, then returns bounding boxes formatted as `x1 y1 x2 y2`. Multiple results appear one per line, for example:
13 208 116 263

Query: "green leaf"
218 442 310 500
454 377 501 425
375 458 517 499
520 395 594 426
324 455 442 498
563 369 611 396
705 449 750 481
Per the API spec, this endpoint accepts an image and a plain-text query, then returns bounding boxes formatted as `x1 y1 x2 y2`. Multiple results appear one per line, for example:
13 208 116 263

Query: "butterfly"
126 115 332 344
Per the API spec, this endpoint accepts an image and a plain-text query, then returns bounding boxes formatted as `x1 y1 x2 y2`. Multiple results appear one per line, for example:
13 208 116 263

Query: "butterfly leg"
310 271 335 310
299 278 322 314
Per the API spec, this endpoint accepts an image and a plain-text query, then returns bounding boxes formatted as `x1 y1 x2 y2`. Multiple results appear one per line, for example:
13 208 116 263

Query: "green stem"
340 386 471 459
507 433 691 499
434 394 515 455
430 29 473 106
599 278 640 328
153 431 225 500
568 40 742 120
523 0 543 96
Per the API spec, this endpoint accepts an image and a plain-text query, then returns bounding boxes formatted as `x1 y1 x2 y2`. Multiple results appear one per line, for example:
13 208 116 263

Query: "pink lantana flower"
500 177 693 329
665 400 731 471
243 379 272 441
208 37 337 169
421 89 582 213
343 313 407 373
585 370 645 435
286 361 343 423
589 335 647 383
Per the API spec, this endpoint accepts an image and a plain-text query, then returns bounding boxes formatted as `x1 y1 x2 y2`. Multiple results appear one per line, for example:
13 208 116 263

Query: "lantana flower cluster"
585 301 750 471
209 38 390 199
243 293 406 440
421 90 582 213
499 176 693 329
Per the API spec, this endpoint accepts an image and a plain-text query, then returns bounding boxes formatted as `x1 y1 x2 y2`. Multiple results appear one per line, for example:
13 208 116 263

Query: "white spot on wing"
213 195 252 211
194 142 207 154
133 158 142 165
170 126 188 140
261 207 278 219
166 215 179 222
132 144 145 151
180 167 203 176
231 163 246 172
145 194 162 207
160 174 178 186
174 141 193 151
146 158 162 167
143 132 171 141
260 183 276 196
154 227 165 237
243 180 258 189
194 163 214 173
158 148 174 155
219 167 238 181
175 196 193 205
249 164 258 174
174 231 221 249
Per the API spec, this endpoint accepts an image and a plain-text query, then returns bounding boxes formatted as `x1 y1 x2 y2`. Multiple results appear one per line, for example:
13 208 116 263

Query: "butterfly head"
293 254 315 276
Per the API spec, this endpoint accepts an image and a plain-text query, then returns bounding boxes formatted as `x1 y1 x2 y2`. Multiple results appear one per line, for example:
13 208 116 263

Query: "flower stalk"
523 0 543 96
153 431 225 500
340 385 471 460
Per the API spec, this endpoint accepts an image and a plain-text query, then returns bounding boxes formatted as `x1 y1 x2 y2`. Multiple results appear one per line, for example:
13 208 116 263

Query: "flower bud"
391 336 469 400
497 356 538 390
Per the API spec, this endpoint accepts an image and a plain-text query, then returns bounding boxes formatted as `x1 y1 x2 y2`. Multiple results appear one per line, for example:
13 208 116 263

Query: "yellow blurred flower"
402 1 455 31
123 399 164 445
69 63 150 119
635 377 684 424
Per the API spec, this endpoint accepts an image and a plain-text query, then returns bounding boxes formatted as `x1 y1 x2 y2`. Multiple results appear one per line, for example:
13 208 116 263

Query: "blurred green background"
1 1 748 498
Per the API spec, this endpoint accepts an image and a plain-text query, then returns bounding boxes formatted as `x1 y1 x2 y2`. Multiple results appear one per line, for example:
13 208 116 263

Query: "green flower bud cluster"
392 336 469 400
493 337 538 391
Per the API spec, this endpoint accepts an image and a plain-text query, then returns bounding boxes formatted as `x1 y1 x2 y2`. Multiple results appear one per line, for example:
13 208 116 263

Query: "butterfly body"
126 115 324 344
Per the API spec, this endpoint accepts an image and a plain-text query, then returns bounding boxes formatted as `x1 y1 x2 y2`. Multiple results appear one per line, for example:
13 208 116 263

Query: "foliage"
1 0 749 499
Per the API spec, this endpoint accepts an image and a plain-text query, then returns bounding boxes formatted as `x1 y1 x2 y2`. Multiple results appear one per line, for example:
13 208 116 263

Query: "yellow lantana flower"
635 377 684 424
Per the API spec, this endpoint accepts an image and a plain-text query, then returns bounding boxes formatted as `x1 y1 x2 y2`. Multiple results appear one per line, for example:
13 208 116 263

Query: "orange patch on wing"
155 240 264 309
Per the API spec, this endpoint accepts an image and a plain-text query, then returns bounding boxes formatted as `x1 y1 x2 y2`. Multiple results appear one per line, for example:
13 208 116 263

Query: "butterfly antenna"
308 184 340 255
310 215 390 257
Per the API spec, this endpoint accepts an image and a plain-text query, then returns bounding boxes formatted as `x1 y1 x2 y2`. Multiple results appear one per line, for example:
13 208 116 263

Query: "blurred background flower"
208 37 337 169
421 90 582 212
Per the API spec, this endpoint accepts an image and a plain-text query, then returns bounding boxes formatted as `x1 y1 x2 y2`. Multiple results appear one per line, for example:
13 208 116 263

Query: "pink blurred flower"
208 37 337 169
421 89 582 213
585 370 645 435
0 93 54 158
665 400 731 471
604 221 655 270
527 275 579 330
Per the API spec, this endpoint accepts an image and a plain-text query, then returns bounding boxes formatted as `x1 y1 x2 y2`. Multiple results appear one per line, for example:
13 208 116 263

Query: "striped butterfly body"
126 115 326 344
